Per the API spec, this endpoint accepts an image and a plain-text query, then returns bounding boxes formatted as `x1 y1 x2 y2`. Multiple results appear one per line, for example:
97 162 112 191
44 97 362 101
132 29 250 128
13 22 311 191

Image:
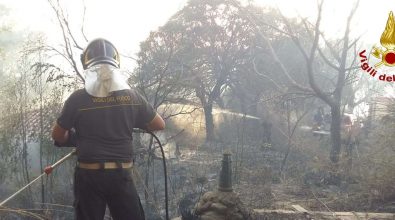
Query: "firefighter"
52 38 165 220
341 114 358 169
341 115 353 143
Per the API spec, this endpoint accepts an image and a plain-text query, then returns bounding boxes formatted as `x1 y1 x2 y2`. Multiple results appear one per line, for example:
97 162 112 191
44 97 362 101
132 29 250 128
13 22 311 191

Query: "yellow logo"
372 11 395 67
359 11 395 82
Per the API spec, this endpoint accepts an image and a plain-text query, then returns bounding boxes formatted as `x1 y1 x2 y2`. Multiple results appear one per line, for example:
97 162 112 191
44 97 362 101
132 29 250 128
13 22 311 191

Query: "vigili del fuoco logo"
359 11 395 82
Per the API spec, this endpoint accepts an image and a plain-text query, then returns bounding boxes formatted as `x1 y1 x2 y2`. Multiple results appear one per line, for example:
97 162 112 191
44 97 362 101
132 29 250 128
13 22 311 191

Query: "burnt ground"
132 140 395 219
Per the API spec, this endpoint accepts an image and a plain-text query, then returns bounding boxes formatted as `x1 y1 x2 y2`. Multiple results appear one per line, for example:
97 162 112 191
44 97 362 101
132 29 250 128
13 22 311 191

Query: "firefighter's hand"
54 128 77 147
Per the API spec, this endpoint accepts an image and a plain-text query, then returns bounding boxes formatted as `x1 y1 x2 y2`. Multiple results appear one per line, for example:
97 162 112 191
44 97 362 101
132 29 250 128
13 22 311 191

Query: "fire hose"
0 130 169 220
0 150 76 207
134 129 169 220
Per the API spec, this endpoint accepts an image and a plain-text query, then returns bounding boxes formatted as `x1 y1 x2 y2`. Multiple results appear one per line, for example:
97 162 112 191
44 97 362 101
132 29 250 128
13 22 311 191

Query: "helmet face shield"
84 64 130 97
81 38 120 70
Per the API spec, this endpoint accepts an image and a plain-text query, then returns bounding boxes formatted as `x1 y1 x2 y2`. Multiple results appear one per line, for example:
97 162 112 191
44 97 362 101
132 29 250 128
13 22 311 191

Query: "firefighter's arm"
146 113 165 131
51 122 76 147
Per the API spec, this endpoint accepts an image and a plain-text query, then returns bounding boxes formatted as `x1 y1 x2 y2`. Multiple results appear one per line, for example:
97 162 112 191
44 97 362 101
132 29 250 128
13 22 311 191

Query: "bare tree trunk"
39 85 45 211
21 111 30 184
20 98 34 206
203 104 215 142
38 52 45 213
280 101 292 176
330 105 342 164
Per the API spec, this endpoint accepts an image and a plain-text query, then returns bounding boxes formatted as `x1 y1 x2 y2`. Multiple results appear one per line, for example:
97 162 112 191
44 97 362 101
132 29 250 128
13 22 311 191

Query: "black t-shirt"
57 89 156 162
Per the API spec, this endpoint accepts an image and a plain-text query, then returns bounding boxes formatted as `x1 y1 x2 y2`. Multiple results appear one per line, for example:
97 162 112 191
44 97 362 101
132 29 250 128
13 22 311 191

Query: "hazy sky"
1 0 394 100
1 0 395 61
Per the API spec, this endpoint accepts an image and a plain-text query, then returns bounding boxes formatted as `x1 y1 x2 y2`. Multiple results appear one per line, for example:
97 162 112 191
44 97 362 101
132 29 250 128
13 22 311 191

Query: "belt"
78 162 133 170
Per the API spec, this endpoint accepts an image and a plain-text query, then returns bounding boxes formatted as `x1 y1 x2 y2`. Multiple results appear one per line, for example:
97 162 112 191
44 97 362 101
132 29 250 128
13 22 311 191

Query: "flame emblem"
372 11 395 67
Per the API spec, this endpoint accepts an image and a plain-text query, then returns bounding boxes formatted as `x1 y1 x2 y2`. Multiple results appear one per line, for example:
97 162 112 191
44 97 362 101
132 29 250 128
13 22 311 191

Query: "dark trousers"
74 167 145 220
